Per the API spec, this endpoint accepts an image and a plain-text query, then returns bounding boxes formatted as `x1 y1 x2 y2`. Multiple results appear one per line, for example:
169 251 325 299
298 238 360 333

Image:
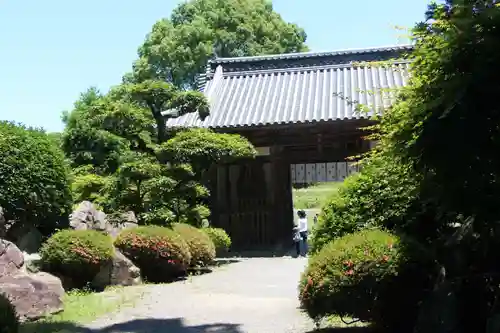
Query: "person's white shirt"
298 217 308 233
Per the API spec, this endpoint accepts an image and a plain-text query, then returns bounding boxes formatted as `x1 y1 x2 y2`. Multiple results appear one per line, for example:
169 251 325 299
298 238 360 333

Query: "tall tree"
125 0 308 88
373 1 500 331
62 82 255 225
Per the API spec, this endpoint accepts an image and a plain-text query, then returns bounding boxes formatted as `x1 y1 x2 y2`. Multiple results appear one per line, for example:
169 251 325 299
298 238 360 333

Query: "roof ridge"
210 44 414 64
220 59 412 77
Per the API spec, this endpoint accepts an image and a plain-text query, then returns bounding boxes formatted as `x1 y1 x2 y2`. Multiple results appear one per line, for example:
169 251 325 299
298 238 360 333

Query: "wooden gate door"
212 158 275 249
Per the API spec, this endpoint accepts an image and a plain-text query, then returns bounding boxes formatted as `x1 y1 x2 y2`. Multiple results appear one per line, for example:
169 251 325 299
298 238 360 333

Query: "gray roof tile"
166 45 412 128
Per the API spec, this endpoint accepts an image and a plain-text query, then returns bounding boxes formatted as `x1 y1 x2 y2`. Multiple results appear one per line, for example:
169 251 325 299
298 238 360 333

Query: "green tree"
126 0 308 87
0 121 72 236
62 81 254 225
157 128 257 177
368 1 500 331
109 80 209 143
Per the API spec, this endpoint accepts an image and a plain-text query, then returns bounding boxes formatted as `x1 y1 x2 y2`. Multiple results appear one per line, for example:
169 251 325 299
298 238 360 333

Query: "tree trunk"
155 113 167 144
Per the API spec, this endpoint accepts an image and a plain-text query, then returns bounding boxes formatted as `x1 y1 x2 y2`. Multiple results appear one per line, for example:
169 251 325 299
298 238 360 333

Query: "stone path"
85 257 316 333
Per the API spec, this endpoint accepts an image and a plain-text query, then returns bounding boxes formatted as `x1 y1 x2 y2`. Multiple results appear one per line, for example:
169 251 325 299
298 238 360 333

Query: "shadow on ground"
306 327 375 333
219 247 297 258
21 318 243 333
188 258 241 275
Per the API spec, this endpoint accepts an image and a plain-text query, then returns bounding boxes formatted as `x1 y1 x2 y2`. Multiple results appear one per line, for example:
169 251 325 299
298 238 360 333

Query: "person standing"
297 210 308 256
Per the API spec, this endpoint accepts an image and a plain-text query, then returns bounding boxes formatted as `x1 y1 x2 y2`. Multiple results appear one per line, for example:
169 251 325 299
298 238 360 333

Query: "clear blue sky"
0 0 431 133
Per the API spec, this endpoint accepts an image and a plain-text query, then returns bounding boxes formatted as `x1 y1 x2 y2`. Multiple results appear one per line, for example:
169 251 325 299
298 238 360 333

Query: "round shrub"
299 229 430 331
203 227 231 255
0 121 72 235
39 229 114 288
310 156 420 254
0 293 19 333
172 223 215 267
115 226 191 282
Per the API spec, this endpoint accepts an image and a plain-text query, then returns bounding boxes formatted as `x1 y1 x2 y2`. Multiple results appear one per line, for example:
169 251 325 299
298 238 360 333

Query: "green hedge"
115 226 191 282
203 227 231 255
300 229 430 331
0 121 72 235
310 156 420 254
39 229 114 288
172 223 216 267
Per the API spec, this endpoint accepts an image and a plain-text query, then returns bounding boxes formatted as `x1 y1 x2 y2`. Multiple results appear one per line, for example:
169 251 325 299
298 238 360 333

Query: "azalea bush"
39 229 114 288
299 229 430 331
172 223 216 267
115 226 191 282
203 227 231 255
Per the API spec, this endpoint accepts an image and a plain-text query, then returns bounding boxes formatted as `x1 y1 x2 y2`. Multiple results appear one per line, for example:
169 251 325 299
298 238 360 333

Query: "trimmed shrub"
115 226 191 282
0 121 72 235
39 229 114 288
299 229 430 332
0 293 19 333
310 156 420 254
172 223 216 267
203 227 231 255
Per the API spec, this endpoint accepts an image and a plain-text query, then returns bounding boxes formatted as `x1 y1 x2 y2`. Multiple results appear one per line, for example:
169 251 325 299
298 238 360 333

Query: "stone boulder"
0 239 64 322
69 201 108 231
69 201 138 237
92 249 141 290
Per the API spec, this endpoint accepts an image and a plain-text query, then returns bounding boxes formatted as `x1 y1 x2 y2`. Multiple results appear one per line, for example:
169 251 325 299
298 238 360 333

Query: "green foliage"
310 156 420 254
319 2 500 332
70 170 109 206
114 226 191 282
0 121 72 235
62 77 252 227
172 223 216 267
39 230 114 288
0 293 19 333
127 0 308 87
111 80 210 143
203 227 231 255
357 2 500 331
384 1 500 220
158 128 256 175
300 229 428 331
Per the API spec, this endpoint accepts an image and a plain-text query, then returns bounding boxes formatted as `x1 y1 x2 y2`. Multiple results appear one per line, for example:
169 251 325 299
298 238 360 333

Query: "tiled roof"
165 45 413 128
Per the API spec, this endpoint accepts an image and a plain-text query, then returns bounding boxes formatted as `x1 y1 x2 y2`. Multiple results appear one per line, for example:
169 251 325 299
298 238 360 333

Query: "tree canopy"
125 0 308 87
62 79 255 226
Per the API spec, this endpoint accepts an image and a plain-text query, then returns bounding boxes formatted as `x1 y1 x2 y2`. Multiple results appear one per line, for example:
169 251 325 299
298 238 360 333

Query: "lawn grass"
293 182 342 210
20 286 145 333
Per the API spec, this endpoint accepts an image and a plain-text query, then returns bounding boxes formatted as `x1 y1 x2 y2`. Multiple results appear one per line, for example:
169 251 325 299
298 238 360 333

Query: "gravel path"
85 257 316 333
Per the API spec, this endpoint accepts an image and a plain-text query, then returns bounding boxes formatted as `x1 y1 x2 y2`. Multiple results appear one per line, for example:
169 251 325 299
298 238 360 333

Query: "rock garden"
0 98 240 332
0 200 232 330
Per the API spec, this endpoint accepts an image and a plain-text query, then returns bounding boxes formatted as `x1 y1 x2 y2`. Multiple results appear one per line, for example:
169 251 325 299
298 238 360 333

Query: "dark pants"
295 241 301 256
300 231 308 255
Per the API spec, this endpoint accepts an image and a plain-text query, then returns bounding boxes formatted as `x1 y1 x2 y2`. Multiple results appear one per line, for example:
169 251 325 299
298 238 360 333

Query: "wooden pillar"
270 145 293 247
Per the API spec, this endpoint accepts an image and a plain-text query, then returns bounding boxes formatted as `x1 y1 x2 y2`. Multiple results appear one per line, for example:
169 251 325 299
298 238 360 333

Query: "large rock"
0 239 64 322
69 201 138 237
92 249 141 290
0 238 24 276
0 272 64 321
69 201 108 231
